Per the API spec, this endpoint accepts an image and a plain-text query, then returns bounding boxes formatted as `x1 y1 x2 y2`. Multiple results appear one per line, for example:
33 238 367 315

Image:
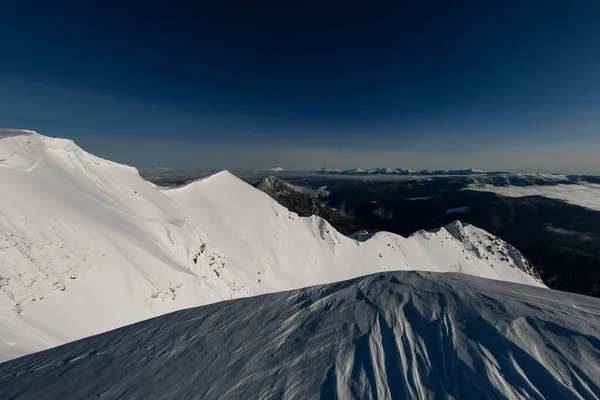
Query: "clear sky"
1 1 599 173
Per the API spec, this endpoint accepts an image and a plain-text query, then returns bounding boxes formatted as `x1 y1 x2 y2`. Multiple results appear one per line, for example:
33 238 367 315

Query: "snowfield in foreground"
0 130 542 361
0 271 597 400
468 183 600 211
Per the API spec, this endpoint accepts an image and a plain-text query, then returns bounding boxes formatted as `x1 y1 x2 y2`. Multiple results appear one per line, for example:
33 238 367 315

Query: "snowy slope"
468 183 600 211
0 271 597 400
164 172 542 296
0 129 542 361
0 130 234 361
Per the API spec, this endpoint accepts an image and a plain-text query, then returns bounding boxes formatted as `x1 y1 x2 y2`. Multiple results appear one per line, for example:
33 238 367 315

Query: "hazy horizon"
70 133 600 175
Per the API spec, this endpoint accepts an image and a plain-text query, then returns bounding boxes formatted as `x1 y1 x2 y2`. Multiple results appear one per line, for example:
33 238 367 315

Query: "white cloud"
373 207 394 220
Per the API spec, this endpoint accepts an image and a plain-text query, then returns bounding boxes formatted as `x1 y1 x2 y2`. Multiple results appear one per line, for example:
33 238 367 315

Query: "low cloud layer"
546 224 596 242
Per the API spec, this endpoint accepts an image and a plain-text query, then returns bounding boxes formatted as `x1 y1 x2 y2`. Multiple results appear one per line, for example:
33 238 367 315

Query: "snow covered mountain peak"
180 169 239 187
0 130 543 361
435 220 470 241
0 128 128 173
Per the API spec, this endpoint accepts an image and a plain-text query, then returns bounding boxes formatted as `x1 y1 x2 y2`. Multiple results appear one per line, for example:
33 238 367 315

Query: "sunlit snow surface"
0 130 542 361
468 183 600 211
0 271 597 400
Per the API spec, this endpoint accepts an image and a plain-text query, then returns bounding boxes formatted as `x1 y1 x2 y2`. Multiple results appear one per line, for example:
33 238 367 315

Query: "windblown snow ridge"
0 129 127 172
0 271 597 400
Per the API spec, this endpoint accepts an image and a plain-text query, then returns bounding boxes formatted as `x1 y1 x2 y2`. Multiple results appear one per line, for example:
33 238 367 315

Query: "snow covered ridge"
0 271 597 400
0 129 128 172
0 130 542 361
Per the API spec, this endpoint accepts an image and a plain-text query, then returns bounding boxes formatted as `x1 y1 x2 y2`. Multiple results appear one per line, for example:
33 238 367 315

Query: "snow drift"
0 271 597 400
0 129 542 361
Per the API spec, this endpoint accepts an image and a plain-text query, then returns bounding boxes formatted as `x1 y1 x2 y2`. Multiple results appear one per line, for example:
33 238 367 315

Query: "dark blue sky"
1 1 599 172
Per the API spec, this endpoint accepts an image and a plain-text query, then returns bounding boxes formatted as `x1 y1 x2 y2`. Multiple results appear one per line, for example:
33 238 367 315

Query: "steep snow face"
0 130 542 361
0 131 235 361
0 271 597 400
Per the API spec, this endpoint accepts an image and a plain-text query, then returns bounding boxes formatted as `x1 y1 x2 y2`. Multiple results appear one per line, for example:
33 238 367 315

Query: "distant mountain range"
311 167 488 175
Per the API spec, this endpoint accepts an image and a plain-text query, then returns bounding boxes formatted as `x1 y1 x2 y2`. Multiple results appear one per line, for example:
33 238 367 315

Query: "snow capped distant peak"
448 168 486 174
313 167 343 173
267 167 285 172
311 167 486 176
255 175 292 191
